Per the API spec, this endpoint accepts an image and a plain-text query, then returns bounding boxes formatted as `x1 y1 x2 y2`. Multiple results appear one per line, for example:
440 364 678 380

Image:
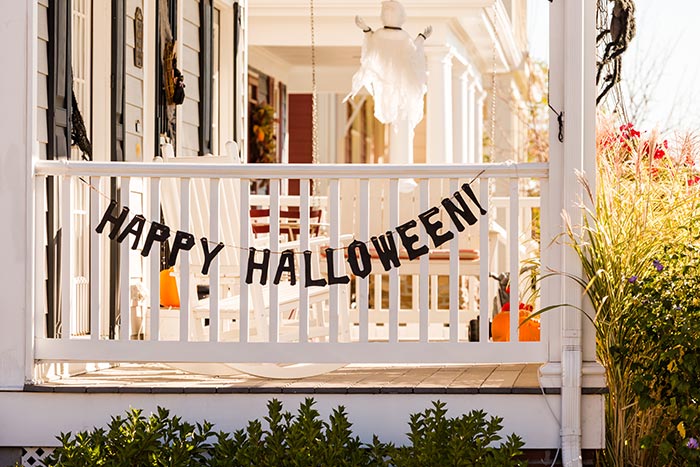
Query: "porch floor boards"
25 363 566 395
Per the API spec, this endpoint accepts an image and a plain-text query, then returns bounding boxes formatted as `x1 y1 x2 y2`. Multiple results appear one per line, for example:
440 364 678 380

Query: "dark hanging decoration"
141 221 171 257
596 0 636 105
418 206 454 248
95 201 130 240
70 73 92 160
370 232 401 272
347 240 372 278
116 214 146 249
303 250 327 288
167 230 196 266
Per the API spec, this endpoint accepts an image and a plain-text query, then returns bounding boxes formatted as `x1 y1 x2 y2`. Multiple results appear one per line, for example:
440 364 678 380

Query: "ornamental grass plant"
565 120 700 466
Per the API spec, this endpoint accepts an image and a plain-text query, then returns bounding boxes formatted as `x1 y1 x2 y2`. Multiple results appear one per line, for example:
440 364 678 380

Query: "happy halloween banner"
94 182 486 288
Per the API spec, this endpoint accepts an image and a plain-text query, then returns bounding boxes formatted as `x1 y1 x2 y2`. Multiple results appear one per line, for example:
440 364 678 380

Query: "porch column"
425 47 453 164
452 63 469 164
473 83 486 163
0 0 31 390
465 67 477 164
389 120 413 165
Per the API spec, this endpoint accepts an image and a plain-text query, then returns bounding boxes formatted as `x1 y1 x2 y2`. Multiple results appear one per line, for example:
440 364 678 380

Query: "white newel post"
452 63 469 164
0 0 33 390
541 1 599 465
425 47 453 164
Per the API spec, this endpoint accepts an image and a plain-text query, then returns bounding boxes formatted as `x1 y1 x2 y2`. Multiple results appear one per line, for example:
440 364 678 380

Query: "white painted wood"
119 178 131 341
34 338 547 364
209 178 220 342
149 178 161 341
358 179 369 343
299 180 310 342
34 176 47 340
60 177 75 339
179 178 191 342
89 177 101 339
0 390 592 450
508 178 519 342
35 161 548 179
388 179 399 343
479 179 490 342
425 46 453 164
418 179 429 342
269 179 280 343
448 178 459 342
239 179 250 343
329 179 341 343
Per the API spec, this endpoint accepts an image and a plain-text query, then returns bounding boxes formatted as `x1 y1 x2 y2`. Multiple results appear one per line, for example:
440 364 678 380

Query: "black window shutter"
48 0 72 160
111 0 125 162
199 0 213 155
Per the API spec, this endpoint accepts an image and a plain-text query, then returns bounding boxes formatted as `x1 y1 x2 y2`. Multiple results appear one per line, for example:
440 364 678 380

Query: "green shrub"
389 401 526 467
41 399 526 467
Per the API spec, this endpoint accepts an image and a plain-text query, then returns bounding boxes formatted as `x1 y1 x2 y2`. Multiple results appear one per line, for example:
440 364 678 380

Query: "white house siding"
37 0 49 159
126 0 145 162
181 0 200 157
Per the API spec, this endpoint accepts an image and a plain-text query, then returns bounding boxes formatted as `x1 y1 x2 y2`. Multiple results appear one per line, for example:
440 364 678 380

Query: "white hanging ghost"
345 1 432 132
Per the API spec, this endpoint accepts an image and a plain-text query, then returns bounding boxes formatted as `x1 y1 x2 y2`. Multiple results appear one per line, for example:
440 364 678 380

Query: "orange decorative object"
491 302 540 342
159 267 180 308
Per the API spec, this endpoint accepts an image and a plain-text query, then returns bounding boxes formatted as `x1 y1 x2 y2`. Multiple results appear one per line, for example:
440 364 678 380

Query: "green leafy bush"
41 399 525 467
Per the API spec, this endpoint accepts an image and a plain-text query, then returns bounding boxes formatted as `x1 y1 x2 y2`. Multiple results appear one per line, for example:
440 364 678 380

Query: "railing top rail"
34 160 548 179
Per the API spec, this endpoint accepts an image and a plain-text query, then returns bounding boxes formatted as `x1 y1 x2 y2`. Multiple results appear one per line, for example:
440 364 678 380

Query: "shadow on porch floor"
24 363 590 395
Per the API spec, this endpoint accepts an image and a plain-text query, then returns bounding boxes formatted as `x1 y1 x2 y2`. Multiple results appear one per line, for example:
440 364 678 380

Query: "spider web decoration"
596 0 637 109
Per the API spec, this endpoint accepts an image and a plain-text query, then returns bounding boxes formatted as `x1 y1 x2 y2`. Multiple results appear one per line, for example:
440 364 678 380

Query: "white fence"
32 160 550 366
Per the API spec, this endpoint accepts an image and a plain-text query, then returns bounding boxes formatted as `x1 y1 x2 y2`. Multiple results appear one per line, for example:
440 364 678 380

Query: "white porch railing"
32 160 550 366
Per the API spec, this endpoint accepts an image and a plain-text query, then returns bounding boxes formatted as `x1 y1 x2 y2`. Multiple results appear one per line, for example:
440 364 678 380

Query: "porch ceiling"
248 0 524 74
257 45 361 68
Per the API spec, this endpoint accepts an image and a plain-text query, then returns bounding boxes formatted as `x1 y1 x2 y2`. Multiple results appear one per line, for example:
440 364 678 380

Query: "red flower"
653 148 665 160
688 175 700 186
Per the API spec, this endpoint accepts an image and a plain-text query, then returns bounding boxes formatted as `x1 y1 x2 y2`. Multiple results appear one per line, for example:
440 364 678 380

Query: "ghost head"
381 1 406 28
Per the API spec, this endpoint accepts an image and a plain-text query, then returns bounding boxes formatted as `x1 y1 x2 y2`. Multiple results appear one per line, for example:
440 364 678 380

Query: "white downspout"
558 0 595 465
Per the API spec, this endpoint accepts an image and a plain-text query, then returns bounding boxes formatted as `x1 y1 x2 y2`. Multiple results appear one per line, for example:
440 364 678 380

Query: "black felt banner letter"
168 230 196 266
273 249 297 286
95 200 130 240
245 247 271 285
371 232 401 271
418 206 454 248
441 192 477 231
303 250 327 288
141 221 170 257
347 240 372 278
200 238 225 275
116 214 146 249
396 219 429 260
325 248 351 285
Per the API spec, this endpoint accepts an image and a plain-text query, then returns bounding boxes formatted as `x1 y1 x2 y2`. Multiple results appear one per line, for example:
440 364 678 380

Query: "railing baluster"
299 179 311 342
539 177 550 342
209 177 220 342
359 179 370 343
419 179 429 342
149 177 160 341
60 175 74 339
269 179 280 343
89 176 101 340
179 178 190 342
509 178 520 342
35 177 47 339
329 179 340 343
479 178 490 343
388 179 399 343
239 178 250 343
119 177 130 341
449 178 460 342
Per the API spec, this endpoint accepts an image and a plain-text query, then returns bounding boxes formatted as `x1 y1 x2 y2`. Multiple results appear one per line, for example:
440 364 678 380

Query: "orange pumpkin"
159 267 180 308
492 303 540 342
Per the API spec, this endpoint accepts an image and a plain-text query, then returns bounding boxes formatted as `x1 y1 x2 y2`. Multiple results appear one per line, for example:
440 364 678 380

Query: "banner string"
79 170 487 256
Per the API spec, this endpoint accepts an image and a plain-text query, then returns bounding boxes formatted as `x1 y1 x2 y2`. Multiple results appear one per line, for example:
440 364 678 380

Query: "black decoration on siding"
199 0 214 155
